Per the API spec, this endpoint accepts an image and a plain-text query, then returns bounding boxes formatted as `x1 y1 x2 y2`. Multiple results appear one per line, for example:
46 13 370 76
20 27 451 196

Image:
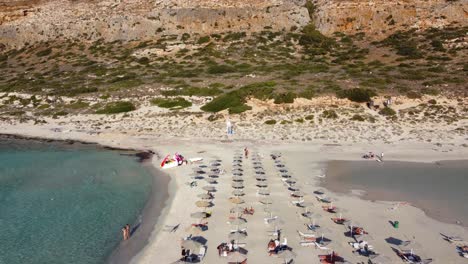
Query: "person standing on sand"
125 224 131 239
226 118 233 135
244 147 249 158
122 226 128 240
380 152 384 161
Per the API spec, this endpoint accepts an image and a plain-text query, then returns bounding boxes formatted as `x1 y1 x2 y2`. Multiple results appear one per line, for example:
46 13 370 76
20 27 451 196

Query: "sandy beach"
1 120 467 264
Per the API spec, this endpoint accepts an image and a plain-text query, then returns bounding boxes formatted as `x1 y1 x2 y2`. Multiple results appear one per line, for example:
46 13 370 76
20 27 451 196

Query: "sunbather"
331 217 347 224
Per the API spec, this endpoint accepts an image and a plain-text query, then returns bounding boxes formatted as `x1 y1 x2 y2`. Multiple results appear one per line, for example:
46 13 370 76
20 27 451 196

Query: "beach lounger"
300 241 316 246
315 242 330 250
264 215 278 224
230 228 247 233
297 230 316 238
198 246 206 260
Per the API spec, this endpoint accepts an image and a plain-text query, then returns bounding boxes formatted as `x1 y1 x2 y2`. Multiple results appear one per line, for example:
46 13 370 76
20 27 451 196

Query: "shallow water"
323 160 468 226
0 138 153 264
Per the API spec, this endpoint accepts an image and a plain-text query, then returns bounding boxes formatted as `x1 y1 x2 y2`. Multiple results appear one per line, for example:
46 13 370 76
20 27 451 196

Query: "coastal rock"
1 0 466 48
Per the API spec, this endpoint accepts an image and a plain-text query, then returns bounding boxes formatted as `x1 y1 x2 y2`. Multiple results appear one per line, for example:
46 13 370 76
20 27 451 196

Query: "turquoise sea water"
0 138 153 264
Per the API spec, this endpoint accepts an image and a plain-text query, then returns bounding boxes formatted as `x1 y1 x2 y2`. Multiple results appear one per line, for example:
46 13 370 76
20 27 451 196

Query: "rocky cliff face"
0 0 467 50
0 0 309 49
313 0 468 39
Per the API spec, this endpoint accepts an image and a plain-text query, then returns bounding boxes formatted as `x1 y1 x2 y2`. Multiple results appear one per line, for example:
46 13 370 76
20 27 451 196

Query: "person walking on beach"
125 224 131 239
244 147 249 158
380 152 384 161
122 225 128 240
226 118 233 135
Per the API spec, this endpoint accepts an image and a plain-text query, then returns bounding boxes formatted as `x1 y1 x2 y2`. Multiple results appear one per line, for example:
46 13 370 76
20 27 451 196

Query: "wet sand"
323 160 468 227
107 162 170 264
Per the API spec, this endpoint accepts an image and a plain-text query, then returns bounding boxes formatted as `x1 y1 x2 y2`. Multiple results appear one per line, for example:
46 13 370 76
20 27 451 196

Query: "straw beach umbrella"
232 182 244 189
230 207 244 214
259 198 273 205
277 250 297 263
256 175 267 181
232 190 244 196
229 218 247 225
285 178 298 184
190 212 209 219
226 251 246 264
229 197 245 204
181 239 203 252
197 193 213 199
195 200 213 208
202 186 216 192
256 182 268 188
292 191 305 197
258 189 270 196
229 231 247 241
205 178 217 184
185 225 204 235
232 176 244 182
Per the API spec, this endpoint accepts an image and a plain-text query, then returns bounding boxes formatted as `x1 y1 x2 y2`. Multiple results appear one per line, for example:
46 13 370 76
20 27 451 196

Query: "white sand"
1 122 467 263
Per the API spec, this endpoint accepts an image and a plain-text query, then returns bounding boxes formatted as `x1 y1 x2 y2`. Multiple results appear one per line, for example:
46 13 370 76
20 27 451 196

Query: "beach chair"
264 215 278 224
300 241 316 246
297 230 315 238
230 228 247 233
197 246 206 260
315 242 330 250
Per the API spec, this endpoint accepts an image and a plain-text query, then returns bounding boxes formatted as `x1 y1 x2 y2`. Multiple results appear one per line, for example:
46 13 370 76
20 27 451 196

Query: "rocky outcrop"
0 0 309 49
313 0 468 39
0 0 467 49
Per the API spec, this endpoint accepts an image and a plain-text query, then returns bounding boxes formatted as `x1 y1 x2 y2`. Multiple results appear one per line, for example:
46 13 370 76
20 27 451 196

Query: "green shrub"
421 87 440 96
201 92 245 113
161 86 222 97
223 32 247 42
96 101 136 114
36 48 52 57
151 97 192 109
351 114 365 121
229 104 252 114
273 92 296 104
379 107 396 116
407 91 422 99
428 99 437 105
299 24 335 54
305 114 314 120
337 88 376 102
137 57 150 65
321 110 338 119
207 64 236 74
264 120 277 125
68 100 90 109
197 36 211 44
295 118 304 123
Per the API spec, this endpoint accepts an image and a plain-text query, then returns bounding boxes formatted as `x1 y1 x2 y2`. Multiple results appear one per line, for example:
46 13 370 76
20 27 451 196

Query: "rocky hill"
1 0 467 50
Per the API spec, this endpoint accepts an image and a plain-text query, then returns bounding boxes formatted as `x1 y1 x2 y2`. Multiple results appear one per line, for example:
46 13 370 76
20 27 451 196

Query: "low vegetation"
96 101 136 114
151 97 192 109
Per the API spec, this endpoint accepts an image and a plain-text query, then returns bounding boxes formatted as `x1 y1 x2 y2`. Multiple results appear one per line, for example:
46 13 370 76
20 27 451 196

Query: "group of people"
121 224 131 240
217 241 238 256
267 238 288 255
362 151 384 161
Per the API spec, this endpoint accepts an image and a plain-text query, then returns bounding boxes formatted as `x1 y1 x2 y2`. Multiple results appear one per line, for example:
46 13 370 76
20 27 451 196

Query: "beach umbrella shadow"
191 236 208 245
385 237 404 246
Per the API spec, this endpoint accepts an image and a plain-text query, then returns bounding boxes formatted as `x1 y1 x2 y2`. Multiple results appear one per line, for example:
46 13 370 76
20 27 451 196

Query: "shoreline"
0 132 170 264
2 125 468 263
321 159 468 227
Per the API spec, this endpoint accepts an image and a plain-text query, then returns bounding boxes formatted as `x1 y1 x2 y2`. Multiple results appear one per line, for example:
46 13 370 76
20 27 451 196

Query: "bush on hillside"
96 101 136 114
337 88 376 102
